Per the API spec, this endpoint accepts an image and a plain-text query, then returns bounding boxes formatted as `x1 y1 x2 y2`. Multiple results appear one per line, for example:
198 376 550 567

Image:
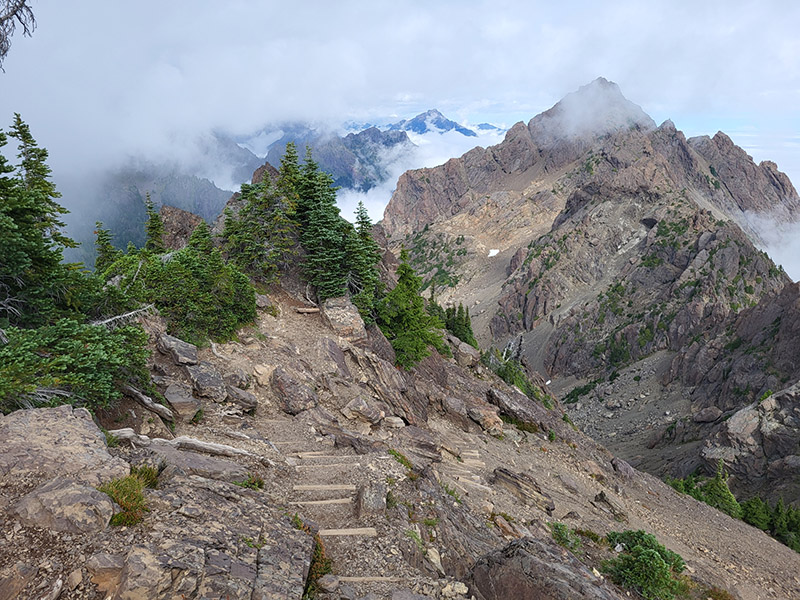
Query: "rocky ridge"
2 286 800 599
379 78 800 501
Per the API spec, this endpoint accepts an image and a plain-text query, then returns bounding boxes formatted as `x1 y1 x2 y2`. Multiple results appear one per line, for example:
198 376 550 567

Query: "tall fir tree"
277 141 300 203
144 193 165 253
222 178 295 282
378 249 447 368
93 221 121 275
345 201 382 322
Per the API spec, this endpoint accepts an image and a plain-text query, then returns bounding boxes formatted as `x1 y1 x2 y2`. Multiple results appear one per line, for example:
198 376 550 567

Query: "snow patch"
488 249 499 257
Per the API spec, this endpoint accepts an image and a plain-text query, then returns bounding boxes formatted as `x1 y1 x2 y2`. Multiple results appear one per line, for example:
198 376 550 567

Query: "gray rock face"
492 468 555 515
13 478 113 534
152 446 249 483
226 386 259 411
0 405 129 486
341 397 384 424
163 382 201 421
468 537 625 600
320 296 368 346
157 333 199 366
270 367 318 415
185 362 228 402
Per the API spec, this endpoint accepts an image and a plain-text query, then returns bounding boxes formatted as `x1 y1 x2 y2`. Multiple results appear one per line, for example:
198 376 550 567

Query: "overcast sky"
1 0 799 271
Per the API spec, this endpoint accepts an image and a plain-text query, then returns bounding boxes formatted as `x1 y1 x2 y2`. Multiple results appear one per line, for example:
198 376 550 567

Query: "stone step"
293 484 357 492
289 497 353 506
318 527 377 537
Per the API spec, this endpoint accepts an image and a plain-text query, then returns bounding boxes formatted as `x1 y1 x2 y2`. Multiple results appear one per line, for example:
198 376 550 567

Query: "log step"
289 497 352 506
338 576 402 583
318 527 377 537
293 484 357 492
295 463 360 470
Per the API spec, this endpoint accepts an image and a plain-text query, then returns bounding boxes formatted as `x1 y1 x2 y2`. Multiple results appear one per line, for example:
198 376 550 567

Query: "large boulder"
321 296 368 346
270 367 318 415
163 382 202 421
12 478 113 534
468 537 625 600
0 405 128 486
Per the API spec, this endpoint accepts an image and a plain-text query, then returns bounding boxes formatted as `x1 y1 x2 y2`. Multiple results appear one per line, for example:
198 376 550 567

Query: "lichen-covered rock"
185 362 228 402
12 478 113 534
321 296 368 346
270 367 318 415
468 537 625 600
0 405 128 486
467 406 503 437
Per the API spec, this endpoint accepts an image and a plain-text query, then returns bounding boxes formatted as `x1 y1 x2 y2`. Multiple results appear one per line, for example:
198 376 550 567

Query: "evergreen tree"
0 115 83 326
222 178 295 283
187 219 213 255
378 249 448 368
144 194 165 253
741 497 772 531
344 201 382 322
94 221 121 275
772 498 789 539
277 141 300 202
702 460 742 519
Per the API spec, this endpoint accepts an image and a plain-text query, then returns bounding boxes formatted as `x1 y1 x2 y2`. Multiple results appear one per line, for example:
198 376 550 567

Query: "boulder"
447 334 480 368
467 406 504 437
163 382 201 421
185 362 228 402
693 406 723 423
12 477 114 533
397 426 442 469
321 296 368 346
270 367 318 415
468 537 625 600
442 396 473 432
86 553 124 595
355 482 387 517
0 405 129 486
341 397 384 424
156 333 198 366
152 447 249 483
611 457 635 480
226 386 259 411
486 387 544 430
592 491 628 522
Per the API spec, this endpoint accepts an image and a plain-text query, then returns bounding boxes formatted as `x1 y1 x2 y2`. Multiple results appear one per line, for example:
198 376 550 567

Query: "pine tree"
345 201 382 322
0 115 83 326
94 221 121 275
222 179 296 282
378 249 447 368
741 496 772 531
187 219 213 255
277 141 300 203
144 194 165 253
702 460 742 519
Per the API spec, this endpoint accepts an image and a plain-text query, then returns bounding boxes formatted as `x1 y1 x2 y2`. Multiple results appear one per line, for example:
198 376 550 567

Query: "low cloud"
743 210 800 282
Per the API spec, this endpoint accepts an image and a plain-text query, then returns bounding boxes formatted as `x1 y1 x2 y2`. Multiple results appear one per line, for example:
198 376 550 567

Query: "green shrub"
606 530 685 574
130 463 161 489
234 473 265 490
0 319 149 413
103 230 256 345
603 545 685 600
548 521 581 551
702 461 742 519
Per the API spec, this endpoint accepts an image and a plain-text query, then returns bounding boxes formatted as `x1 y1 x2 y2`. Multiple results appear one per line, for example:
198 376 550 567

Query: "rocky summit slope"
3 286 800 599
381 78 800 502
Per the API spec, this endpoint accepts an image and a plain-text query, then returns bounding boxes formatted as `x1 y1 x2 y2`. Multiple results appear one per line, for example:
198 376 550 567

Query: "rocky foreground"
2 290 799 599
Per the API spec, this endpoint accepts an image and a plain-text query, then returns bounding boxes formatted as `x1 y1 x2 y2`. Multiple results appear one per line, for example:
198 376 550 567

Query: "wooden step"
338 576 402 583
295 462 360 470
318 527 377 537
289 497 352 506
293 484 357 492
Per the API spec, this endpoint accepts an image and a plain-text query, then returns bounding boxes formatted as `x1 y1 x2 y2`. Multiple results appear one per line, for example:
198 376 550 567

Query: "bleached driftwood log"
122 385 174 422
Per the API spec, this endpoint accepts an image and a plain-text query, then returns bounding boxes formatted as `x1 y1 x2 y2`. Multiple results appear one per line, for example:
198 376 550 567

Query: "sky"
1 0 799 273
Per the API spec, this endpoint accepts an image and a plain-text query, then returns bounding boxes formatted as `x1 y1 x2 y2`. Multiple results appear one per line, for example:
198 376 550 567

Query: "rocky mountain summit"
381 78 800 503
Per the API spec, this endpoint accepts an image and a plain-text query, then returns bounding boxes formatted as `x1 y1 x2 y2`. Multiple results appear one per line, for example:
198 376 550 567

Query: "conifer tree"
94 221 121 275
378 249 447 368
187 219 213 255
277 141 300 202
741 496 771 531
222 179 295 282
345 201 382 322
702 460 742 519
144 194 165 253
0 115 83 326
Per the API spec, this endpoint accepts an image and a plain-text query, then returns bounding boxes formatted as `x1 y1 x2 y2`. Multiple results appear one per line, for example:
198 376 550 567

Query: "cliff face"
380 78 800 502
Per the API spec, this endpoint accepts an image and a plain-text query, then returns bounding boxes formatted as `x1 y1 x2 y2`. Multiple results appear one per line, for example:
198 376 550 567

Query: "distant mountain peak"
387 109 478 137
530 77 655 144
